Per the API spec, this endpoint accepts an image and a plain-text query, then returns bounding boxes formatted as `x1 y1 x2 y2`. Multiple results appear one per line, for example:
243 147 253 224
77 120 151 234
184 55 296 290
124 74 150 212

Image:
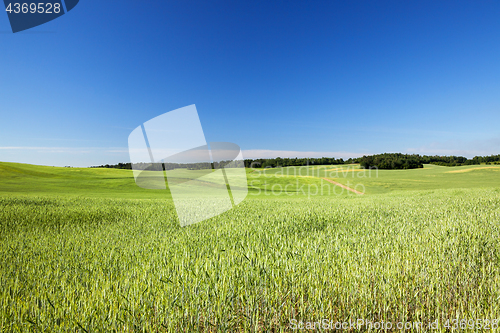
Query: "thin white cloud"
0 146 87 154
0 147 49 150
406 136 500 158
406 147 497 158
242 149 368 159
4 143 497 168
0 146 126 153
105 149 130 153
0 147 371 159
0 146 130 167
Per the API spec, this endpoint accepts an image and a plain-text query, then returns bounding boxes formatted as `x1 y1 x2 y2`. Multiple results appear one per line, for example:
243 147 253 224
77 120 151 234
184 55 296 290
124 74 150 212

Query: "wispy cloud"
3 142 498 167
0 147 371 159
0 146 127 154
242 149 368 159
105 149 129 153
0 147 130 167
406 136 500 158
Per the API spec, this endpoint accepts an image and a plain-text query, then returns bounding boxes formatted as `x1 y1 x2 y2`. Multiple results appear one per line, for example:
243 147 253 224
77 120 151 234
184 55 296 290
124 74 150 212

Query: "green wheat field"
1 162 500 331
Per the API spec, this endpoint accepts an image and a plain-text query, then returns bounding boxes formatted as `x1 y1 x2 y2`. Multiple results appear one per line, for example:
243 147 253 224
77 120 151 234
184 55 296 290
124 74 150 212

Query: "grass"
1 162 500 331
0 162 171 199
3 162 500 199
256 163 500 195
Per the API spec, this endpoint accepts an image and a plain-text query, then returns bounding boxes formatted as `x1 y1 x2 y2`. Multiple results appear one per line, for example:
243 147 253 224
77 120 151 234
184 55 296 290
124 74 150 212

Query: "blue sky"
1 0 500 166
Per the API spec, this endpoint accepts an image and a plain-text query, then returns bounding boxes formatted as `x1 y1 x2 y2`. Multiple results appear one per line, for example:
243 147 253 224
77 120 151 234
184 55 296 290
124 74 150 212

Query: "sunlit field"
1 162 500 331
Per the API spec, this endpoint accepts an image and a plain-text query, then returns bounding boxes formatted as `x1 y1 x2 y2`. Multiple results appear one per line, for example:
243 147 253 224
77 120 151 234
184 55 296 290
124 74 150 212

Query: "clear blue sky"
1 0 499 166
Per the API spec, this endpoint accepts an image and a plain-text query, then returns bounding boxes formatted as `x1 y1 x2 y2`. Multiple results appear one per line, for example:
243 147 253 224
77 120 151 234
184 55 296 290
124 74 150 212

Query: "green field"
253 163 500 195
2 162 500 198
1 162 500 331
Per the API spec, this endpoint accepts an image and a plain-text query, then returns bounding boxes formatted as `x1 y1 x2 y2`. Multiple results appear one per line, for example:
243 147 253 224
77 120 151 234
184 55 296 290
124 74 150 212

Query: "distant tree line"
90 162 132 169
90 160 241 171
357 153 500 169
462 154 500 165
418 155 468 166
91 154 500 170
358 153 424 170
91 158 346 170
243 157 345 168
